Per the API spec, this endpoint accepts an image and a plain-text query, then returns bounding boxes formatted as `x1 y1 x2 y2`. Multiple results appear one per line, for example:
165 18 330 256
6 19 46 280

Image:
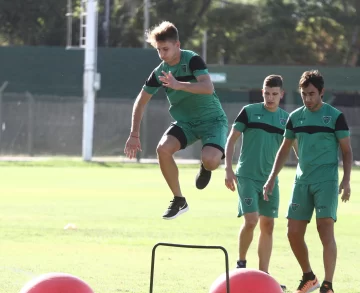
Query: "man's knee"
202 156 221 171
156 136 180 157
287 219 307 242
243 213 259 230
317 218 335 245
260 217 274 235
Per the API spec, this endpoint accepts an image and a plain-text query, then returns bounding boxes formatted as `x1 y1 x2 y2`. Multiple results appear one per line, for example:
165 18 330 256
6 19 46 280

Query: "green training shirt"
142 50 226 123
234 103 289 182
284 103 350 184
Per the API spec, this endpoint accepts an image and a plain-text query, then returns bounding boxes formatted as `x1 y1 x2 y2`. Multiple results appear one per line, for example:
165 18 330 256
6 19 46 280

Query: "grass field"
0 161 359 293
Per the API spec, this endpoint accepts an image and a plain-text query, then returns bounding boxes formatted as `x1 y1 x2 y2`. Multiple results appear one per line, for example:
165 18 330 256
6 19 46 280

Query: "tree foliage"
0 0 359 66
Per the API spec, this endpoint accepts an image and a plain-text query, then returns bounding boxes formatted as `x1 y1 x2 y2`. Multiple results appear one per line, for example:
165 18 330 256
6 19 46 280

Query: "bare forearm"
131 99 146 135
225 141 236 170
177 80 214 95
269 146 292 180
292 140 299 159
342 150 353 182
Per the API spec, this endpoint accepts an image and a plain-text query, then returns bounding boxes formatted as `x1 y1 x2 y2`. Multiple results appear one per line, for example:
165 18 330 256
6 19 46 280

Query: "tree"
0 0 68 46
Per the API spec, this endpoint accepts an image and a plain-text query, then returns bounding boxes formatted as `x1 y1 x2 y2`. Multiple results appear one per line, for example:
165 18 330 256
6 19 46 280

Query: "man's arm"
159 55 214 95
338 136 352 202
263 137 294 200
225 127 241 170
224 127 241 191
159 71 214 95
334 112 352 202
292 139 299 160
177 74 214 95
130 89 153 136
268 138 294 180
339 136 352 182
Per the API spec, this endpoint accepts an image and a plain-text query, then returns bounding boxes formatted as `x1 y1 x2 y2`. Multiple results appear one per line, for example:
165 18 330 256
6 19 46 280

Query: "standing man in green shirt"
263 70 353 293
124 21 228 220
225 75 289 291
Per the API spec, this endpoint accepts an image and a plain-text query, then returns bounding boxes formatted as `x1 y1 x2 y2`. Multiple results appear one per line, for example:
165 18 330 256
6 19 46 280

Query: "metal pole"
66 0 73 48
25 91 34 157
104 0 110 47
0 81 9 153
202 30 207 63
143 0 150 48
82 0 98 161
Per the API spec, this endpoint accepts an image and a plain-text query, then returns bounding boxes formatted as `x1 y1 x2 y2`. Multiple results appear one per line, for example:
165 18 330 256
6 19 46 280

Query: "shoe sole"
162 206 189 220
299 283 320 293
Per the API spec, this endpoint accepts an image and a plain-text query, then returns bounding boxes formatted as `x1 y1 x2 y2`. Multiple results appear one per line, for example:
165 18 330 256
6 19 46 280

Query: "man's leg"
195 145 223 189
317 218 336 284
196 117 228 189
287 183 320 292
287 219 320 292
288 219 312 273
258 216 274 273
235 177 259 268
313 180 338 292
157 124 190 220
238 212 259 267
157 135 182 197
257 183 286 291
257 182 279 273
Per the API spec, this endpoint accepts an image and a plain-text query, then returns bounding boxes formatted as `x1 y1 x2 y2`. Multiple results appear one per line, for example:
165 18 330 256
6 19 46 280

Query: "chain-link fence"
0 92 359 164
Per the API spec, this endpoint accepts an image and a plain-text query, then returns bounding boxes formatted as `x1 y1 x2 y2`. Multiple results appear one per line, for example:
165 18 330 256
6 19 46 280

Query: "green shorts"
236 176 279 218
287 181 338 222
165 115 228 156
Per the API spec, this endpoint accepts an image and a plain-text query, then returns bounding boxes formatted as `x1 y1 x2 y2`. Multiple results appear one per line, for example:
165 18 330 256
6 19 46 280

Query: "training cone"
19 272 94 293
209 268 283 293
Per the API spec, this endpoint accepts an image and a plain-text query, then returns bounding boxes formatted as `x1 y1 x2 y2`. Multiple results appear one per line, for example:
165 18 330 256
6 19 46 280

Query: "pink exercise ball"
19 272 94 293
210 268 283 293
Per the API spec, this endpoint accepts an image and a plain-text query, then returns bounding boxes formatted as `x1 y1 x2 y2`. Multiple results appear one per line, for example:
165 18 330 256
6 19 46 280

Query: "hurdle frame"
149 242 230 293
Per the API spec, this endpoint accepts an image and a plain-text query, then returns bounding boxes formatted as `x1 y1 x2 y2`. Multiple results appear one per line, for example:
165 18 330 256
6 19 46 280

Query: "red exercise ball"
19 273 94 293
209 268 283 293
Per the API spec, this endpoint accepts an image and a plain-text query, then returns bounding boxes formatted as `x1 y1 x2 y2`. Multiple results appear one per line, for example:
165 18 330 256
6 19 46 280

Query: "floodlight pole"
143 0 150 48
82 0 100 161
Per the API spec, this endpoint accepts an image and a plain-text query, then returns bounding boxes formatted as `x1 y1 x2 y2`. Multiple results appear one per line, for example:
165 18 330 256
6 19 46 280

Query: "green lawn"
0 163 359 293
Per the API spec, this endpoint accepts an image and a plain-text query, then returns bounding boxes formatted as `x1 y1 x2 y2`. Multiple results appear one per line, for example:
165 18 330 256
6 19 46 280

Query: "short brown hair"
145 21 179 47
299 70 324 94
263 75 283 88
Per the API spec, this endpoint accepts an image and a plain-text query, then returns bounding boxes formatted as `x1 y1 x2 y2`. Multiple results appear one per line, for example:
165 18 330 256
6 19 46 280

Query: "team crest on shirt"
291 203 300 211
244 198 253 206
322 116 332 124
181 64 188 72
280 118 287 126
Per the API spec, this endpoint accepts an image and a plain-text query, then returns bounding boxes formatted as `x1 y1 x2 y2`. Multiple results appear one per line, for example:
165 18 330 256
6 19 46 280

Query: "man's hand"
339 179 351 203
124 135 142 159
159 71 181 90
225 168 237 192
263 177 275 201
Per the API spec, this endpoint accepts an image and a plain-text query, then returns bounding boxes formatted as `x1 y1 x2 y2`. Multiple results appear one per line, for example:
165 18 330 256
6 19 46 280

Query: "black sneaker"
320 281 334 293
236 260 246 268
162 197 189 220
195 164 212 189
